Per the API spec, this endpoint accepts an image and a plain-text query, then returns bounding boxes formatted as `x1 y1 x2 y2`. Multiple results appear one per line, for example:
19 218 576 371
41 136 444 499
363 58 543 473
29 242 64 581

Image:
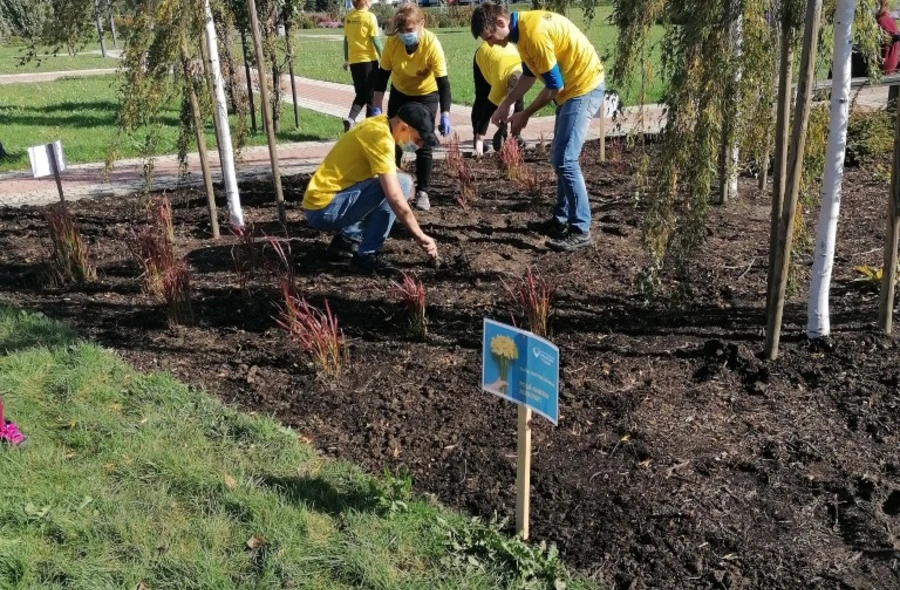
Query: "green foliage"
437 515 594 590
0 0 49 42
846 108 894 166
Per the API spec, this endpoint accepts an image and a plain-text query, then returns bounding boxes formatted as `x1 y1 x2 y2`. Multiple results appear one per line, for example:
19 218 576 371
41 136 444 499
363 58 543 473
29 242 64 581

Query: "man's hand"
491 100 512 127
509 111 530 136
417 234 438 258
342 61 350 71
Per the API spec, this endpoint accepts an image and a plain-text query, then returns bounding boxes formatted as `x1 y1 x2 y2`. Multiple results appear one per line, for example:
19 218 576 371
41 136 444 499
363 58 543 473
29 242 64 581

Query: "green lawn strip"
0 307 599 590
0 45 120 76
0 75 340 174
288 6 665 107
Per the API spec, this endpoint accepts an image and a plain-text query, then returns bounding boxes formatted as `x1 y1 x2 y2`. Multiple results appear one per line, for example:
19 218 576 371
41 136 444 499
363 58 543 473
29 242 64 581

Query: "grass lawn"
0 307 597 589
0 75 341 173
0 44 121 76
290 6 666 107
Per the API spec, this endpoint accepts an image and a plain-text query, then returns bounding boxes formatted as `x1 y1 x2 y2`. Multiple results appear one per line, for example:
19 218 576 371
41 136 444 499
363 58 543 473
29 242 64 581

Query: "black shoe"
349 253 395 275
546 230 593 252
327 234 359 260
529 217 568 240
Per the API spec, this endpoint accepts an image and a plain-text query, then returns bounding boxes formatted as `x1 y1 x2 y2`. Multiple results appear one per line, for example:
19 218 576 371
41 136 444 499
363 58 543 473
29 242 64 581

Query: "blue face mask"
400 140 418 153
398 31 418 47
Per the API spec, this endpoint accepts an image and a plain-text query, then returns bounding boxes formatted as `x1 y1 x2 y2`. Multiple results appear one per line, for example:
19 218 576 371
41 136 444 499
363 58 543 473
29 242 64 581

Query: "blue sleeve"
540 64 563 90
521 62 535 78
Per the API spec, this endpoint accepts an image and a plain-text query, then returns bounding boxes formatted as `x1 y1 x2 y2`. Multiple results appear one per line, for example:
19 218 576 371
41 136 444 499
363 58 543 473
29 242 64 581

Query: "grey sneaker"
415 190 431 211
529 217 568 240
546 230 592 252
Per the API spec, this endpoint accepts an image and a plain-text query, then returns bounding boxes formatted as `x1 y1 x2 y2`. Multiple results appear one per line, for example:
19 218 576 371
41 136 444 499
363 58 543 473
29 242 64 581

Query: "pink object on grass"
0 398 26 446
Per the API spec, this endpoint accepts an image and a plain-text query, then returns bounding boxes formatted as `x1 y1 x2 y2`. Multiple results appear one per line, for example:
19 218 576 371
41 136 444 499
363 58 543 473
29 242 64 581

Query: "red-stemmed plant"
503 267 554 338
44 203 95 285
391 271 427 340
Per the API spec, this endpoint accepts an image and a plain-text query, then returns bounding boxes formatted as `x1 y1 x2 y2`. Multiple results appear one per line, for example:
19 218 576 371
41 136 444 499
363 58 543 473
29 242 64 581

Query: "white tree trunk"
727 12 743 199
807 0 855 339
203 0 244 228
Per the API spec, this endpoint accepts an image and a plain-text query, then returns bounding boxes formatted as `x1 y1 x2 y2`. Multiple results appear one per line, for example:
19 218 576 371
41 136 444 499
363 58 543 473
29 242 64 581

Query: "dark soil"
1 140 898 590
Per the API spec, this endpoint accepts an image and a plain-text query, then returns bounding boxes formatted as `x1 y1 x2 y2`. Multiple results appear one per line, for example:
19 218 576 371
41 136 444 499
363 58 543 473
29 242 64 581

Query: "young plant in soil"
265 235 298 297
130 196 193 327
444 133 478 209
498 137 539 196
391 272 427 340
504 267 554 338
43 203 96 286
232 223 263 295
277 287 347 379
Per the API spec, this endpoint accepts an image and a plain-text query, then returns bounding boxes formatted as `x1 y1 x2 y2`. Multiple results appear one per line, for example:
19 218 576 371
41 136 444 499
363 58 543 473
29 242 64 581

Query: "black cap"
397 103 440 147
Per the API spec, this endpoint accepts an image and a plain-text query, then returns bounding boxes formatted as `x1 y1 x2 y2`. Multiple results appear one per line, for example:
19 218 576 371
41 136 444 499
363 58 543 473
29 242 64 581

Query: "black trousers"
387 86 439 191
471 57 524 150
350 60 378 115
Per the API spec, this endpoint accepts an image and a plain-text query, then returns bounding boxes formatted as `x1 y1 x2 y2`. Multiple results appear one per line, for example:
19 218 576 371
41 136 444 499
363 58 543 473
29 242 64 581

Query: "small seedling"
277 290 347 379
43 203 95 285
444 133 478 209
391 272 427 340
503 267 554 338
498 137 539 195
265 236 297 298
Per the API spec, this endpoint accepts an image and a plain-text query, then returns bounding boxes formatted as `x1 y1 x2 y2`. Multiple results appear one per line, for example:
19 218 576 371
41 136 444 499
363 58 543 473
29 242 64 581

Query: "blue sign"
481 319 559 425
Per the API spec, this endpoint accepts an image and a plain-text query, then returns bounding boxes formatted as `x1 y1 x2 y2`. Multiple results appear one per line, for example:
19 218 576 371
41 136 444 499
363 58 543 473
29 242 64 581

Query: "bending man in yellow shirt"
472 3 604 252
302 103 439 274
342 0 383 131
472 41 524 156
372 3 453 212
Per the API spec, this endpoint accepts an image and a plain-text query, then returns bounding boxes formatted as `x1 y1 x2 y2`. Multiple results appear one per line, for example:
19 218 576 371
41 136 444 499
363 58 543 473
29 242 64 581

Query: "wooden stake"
878 86 900 333
284 17 301 130
182 47 221 239
765 0 823 360
598 108 606 162
766 18 793 318
46 144 65 204
515 405 532 540
247 0 286 225
240 29 258 134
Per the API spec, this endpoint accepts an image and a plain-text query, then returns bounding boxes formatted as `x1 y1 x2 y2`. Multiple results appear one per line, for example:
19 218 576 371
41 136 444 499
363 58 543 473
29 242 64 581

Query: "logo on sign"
532 347 554 366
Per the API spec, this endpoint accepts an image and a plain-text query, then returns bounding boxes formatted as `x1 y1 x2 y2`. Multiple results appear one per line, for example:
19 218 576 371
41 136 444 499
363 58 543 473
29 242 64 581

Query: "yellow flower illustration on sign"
489 335 519 394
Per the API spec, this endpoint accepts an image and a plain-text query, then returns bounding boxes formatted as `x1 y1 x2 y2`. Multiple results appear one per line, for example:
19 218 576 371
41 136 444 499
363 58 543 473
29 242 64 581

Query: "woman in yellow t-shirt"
342 0 383 132
472 41 524 156
371 3 452 211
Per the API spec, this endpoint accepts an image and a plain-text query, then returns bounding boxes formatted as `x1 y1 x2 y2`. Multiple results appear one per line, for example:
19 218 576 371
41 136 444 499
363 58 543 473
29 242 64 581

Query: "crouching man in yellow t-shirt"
302 102 439 274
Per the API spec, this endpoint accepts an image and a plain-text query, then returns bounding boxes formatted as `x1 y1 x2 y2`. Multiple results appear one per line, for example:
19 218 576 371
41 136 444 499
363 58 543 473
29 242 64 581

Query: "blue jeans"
303 174 414 256
551 84 604 234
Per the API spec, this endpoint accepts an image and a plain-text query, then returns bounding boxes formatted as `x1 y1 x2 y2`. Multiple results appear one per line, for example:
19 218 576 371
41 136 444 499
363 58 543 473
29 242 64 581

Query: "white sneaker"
415 190 431 211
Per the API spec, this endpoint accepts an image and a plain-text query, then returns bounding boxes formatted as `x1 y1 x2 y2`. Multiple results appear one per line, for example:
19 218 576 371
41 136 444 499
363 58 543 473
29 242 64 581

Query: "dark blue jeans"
303 174 414 255
551 84 604 234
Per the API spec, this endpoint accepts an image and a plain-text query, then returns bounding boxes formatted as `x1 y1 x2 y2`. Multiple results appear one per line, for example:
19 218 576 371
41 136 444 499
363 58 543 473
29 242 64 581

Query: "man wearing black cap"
302 102 440 274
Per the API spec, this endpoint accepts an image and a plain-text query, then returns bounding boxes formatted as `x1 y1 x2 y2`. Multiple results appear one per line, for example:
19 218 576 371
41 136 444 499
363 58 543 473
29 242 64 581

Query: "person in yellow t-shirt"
302 103 440 274
472 2 605 253
342 0 383 132
371 3 452 212
472 41 524 157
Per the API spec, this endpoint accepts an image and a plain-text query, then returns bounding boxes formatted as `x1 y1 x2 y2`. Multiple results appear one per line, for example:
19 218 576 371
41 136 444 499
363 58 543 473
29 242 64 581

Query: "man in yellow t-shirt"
342 0 383 131
472 41 524 156
303 103 439 274
472 2 605 252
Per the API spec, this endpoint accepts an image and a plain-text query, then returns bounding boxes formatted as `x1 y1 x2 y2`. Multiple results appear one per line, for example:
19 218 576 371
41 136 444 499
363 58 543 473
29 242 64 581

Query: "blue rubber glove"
370 107 382 117
439 113 452 137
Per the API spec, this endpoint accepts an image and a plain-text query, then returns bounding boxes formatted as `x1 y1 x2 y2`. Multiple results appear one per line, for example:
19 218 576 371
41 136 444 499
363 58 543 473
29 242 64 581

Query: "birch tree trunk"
93 0 107 58
240 29 258 134
203 0 244 228
807 0 855 340
107 0 118 49
717 0 743 204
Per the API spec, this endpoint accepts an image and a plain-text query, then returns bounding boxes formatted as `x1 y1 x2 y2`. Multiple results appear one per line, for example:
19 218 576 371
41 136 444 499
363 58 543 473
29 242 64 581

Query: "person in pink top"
878 0 900 73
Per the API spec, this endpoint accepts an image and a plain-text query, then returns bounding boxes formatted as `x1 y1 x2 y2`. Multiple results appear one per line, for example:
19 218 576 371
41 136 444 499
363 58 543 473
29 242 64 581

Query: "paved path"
0 68 118 85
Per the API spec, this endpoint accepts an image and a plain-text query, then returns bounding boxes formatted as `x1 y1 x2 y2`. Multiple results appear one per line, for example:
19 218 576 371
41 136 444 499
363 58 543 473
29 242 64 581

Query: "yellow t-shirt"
344 9 379 64
475 42 523 106
379 29 448 96
302 115 396 210
514 11 604 104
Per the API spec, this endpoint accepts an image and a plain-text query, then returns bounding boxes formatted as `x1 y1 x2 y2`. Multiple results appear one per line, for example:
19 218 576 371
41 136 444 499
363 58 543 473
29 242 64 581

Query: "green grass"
0 75 341 173
290 6 666 106
0 307 599 590
0 45 121 75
